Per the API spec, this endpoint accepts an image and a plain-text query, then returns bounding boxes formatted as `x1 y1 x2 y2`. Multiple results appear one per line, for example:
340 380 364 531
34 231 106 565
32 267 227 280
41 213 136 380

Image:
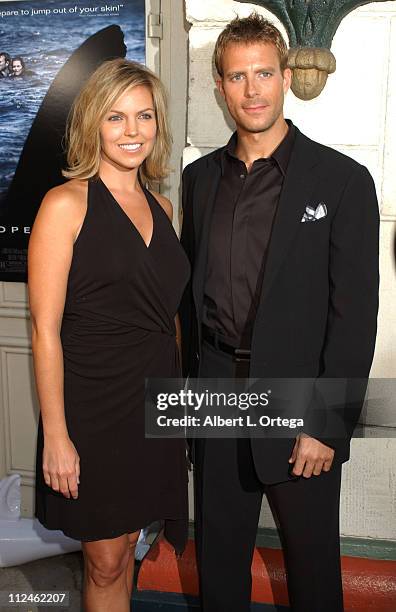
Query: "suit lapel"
258 129 321 308
192 153 222 341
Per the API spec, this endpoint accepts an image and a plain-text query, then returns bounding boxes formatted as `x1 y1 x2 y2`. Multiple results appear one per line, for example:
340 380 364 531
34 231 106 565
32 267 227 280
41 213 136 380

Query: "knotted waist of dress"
61 310 176 347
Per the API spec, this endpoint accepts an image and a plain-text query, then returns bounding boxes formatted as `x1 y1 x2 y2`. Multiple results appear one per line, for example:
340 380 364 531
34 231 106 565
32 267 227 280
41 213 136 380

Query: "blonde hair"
63 58 171 185
214 13 288 77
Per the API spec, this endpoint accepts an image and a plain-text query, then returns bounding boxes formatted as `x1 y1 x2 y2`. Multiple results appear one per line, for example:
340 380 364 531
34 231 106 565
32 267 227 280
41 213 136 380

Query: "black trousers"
194 340 344 612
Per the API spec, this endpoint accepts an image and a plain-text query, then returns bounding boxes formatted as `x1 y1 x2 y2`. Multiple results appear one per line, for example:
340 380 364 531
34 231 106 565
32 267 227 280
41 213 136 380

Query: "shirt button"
240 174 245 179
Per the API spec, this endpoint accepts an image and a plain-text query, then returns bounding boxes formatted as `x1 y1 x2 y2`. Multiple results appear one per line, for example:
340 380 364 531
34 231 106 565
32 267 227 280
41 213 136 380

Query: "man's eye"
230 74 243 81
259 72 272 78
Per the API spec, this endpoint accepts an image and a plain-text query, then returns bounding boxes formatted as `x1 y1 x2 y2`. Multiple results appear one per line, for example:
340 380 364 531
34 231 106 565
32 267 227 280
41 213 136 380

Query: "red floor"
137 539 396 611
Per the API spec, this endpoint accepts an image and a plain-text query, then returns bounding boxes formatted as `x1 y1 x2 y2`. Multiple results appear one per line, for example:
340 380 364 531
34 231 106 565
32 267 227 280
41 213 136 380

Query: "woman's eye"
139 113 153 120
108 115 122 121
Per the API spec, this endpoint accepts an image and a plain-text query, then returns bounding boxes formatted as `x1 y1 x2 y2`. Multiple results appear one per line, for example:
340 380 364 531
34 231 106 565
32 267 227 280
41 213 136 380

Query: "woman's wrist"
43 422 69 441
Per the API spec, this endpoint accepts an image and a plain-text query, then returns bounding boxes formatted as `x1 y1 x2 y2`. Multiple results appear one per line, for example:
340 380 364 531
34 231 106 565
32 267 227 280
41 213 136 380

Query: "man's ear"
283 67 292 95
216 77 225 98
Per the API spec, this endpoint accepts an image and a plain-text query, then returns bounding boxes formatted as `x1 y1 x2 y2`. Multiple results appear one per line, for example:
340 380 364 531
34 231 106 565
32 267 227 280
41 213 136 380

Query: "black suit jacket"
180 125 379 484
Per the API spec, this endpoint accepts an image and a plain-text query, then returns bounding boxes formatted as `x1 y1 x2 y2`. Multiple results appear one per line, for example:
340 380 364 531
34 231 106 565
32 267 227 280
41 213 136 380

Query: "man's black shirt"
202 121 296 345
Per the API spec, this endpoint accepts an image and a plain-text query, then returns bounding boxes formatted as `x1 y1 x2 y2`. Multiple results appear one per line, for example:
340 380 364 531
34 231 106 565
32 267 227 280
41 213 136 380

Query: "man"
0 52 11 77
180 13 379 612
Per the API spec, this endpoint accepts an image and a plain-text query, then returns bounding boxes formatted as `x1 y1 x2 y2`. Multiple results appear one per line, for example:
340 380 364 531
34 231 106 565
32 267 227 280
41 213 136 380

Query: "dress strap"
87 176 97 209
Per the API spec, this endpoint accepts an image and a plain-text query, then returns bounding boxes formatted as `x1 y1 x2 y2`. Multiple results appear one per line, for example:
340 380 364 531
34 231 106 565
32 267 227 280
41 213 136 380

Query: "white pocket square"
301 202 327 223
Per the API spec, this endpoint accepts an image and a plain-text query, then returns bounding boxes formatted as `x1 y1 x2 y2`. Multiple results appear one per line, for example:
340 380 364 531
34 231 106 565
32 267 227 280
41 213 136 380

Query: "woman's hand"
43 435 80 499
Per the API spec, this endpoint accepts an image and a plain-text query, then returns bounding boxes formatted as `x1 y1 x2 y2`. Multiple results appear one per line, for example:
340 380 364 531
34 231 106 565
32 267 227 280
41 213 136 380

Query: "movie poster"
0 0 146 281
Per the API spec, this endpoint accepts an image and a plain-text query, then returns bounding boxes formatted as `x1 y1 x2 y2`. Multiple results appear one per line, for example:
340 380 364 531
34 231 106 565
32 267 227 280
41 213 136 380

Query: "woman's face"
12 60 23 76
99 84 157 172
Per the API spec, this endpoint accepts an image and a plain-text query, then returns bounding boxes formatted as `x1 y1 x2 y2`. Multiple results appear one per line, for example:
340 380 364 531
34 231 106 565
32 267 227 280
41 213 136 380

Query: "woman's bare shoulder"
150 190 173 222
42 179 87 208
33 180 88 236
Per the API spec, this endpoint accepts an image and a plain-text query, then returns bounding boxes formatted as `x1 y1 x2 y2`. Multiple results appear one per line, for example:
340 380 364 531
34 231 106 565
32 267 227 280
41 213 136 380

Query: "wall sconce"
236 1 390 100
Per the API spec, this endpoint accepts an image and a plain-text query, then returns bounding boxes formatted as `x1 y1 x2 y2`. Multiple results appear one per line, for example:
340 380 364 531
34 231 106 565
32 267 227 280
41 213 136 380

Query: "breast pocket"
300 217 328 229
290 217 331 283
298 217 330 253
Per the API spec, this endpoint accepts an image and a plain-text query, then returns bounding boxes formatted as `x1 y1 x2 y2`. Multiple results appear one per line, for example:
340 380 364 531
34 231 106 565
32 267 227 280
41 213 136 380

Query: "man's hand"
288 433 334 477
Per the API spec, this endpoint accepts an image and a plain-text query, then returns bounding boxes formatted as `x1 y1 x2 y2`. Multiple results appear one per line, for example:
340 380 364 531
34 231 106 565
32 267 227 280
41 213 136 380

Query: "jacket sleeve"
303 164 380 452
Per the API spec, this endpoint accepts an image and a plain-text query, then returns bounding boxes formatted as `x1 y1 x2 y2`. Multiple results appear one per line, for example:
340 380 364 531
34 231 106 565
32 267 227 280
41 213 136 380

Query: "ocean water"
0 0 145 197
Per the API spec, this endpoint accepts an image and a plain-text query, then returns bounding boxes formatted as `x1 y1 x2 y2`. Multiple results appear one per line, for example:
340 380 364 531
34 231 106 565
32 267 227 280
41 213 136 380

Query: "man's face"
217 42 291 136
0 55 8 71
12 60 23 76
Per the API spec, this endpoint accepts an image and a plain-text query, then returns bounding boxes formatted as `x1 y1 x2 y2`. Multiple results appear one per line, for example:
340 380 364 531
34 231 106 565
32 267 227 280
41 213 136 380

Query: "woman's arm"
28 181 86 499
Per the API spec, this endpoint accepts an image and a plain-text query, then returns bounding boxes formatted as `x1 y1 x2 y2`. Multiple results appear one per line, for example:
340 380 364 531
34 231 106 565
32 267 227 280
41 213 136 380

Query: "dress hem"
35 514 187 556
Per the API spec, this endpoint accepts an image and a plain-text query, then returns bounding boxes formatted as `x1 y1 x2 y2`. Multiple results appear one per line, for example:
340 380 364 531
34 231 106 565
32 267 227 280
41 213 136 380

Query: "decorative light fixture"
236 1 390 100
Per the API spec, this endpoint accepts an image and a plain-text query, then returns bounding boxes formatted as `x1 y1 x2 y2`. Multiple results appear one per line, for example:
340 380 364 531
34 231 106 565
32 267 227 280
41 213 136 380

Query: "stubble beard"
234 93 285 135
240 104 283 135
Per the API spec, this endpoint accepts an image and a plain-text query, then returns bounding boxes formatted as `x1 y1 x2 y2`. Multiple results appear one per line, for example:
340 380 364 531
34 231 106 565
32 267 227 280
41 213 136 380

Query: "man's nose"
244 76 258 98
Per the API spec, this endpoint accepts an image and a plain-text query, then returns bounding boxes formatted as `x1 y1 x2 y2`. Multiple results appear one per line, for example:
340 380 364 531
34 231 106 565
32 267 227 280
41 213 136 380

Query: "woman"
28 59 190 611
10 56 25 77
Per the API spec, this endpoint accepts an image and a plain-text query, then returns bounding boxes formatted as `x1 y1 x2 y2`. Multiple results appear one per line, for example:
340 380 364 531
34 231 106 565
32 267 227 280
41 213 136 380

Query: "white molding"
382 15 396 218
0 346 37 480
7 470 35 486
0 282 28 308
0 345 5 478
356 4 396 16
0 336 31 348
159 0 189 234
146 0 161 74
0 307 30 319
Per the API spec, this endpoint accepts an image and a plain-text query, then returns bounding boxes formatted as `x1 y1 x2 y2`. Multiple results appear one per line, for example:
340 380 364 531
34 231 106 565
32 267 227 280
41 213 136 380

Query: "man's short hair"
214 12 288 77
0 52 11 65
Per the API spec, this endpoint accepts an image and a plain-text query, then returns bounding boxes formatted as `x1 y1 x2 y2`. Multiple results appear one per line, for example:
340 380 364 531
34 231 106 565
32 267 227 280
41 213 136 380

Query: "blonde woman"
28 59 189 611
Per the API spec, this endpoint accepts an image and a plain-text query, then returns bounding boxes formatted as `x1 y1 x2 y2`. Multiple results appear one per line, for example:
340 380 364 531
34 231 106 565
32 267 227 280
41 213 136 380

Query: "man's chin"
237 117 277 135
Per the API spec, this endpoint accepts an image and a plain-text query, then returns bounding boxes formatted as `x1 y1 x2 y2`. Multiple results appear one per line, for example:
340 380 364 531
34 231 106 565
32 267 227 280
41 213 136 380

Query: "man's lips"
242 104 268 113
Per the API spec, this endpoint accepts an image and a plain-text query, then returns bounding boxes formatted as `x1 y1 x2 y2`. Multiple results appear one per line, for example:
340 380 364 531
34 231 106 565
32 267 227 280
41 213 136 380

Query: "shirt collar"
220 119 295 177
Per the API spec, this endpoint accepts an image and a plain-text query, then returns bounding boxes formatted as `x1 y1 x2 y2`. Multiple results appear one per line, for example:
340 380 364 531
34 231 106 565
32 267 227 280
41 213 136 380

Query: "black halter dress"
35 177 190 554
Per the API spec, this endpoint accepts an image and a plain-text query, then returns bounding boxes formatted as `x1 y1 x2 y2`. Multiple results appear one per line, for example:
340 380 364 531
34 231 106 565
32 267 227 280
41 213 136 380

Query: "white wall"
184 0 396 540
